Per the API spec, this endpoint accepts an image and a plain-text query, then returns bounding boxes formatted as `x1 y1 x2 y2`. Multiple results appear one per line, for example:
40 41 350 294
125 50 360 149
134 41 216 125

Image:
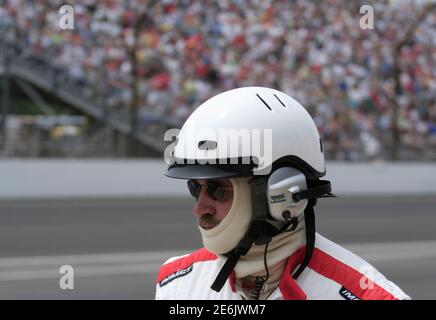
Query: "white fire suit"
155 233 410 300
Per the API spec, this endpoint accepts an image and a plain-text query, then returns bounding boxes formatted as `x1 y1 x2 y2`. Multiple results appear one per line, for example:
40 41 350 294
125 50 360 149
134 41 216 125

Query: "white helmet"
165 87 334 292
166 86 325 179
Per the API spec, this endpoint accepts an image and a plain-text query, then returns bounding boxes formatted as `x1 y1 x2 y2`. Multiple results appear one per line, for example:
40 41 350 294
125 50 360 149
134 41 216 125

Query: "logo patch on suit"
159 265 193 287
339 286 360 300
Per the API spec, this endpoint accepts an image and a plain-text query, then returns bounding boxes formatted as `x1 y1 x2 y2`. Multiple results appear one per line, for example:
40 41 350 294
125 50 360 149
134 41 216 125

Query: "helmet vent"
273 94 286 107
198 140 217 150
256 94 272 111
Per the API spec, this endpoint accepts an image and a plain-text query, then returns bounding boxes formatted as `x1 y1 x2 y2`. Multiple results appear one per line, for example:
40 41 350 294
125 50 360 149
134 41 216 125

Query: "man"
155 87 410 300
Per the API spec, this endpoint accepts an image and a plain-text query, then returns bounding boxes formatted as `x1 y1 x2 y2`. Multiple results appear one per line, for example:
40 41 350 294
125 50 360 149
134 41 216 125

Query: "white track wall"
1 159 435 199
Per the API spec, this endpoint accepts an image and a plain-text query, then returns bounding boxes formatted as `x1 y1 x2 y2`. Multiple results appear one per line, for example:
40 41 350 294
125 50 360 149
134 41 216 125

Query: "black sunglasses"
187 179 232 201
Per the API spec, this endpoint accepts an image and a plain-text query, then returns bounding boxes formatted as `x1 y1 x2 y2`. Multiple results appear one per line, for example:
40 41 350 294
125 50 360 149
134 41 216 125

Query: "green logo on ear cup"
270 193 286 204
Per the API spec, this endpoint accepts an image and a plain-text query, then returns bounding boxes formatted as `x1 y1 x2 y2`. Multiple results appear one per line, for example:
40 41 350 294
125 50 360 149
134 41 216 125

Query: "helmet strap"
291 179 334 278
292 198 316 279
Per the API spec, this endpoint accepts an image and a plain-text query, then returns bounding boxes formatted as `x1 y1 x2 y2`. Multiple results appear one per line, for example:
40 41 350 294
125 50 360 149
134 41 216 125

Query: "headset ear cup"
267 167 308 221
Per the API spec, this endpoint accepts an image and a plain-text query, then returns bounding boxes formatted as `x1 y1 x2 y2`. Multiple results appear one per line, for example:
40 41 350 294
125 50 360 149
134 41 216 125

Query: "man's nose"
193 188 216 217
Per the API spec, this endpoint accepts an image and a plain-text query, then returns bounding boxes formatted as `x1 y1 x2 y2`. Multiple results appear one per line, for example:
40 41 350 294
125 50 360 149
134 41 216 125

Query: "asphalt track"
0 196 435 300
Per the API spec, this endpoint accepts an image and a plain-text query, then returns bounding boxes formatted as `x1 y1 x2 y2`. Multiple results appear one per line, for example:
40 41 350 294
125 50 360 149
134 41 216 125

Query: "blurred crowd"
1 0 435 160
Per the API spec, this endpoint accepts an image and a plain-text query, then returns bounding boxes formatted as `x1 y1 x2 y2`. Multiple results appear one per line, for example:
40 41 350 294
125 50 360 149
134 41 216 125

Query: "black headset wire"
250 239 271 300
263 240 271 283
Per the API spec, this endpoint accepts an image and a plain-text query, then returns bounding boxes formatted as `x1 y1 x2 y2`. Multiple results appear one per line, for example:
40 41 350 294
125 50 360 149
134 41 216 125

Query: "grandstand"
0 0 435 160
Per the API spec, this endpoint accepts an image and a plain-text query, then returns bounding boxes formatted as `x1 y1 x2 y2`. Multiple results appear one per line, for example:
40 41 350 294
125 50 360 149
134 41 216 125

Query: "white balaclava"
199 177 252 254
199 177 306 278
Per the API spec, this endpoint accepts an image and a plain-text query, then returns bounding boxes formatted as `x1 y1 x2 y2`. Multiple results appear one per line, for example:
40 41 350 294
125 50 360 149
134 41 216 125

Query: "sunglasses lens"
187 180 200 199
207 181 225 201
187 180 230 201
